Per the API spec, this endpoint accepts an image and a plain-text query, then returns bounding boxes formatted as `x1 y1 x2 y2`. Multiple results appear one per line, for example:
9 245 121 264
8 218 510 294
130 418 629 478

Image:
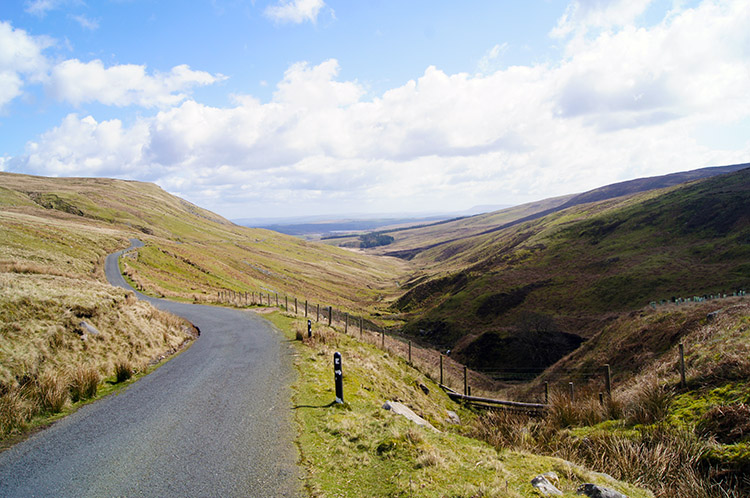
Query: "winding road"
0 240 300 497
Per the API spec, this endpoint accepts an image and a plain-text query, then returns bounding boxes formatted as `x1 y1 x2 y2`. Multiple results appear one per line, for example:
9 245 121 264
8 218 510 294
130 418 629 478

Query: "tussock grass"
622 375 674 426
34 371 69 413
114 358 134 383
69 365 100 402
472 367 747 497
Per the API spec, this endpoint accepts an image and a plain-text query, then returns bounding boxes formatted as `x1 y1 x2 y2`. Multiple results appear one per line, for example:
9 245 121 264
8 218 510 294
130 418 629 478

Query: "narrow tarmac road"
0 240 300 497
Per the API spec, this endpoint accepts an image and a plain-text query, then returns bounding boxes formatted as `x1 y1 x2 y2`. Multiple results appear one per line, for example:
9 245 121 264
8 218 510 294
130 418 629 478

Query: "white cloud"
24 0 64 16
7 0 750 217
551 0 655 37
264 0 326 24
70 14 99 31
0 21 50 108
19 114 151 178
46 60 226 108
477 43 508 74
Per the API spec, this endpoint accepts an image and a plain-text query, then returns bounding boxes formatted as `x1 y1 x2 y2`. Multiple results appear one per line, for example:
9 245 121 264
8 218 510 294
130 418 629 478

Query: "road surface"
0 240 300 497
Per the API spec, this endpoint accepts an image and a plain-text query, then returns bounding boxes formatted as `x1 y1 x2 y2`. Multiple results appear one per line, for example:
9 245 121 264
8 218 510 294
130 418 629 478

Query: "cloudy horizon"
1 0 749 219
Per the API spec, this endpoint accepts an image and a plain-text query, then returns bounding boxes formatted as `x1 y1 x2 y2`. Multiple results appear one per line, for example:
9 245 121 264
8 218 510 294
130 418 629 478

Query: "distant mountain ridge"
381 162 750 260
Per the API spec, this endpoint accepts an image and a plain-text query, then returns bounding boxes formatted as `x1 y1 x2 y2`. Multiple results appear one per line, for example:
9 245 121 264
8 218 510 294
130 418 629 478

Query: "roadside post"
334 352 344 404
308 319 312 338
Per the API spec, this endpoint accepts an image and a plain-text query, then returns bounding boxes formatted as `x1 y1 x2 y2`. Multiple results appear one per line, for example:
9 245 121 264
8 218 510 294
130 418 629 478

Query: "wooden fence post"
440 354 444 385
305 300 308 317
464 366 468 396
345 313 349 334
408 340 412 364
604 364 612 396
359 317 363 338
317 304 320 322
381 328 384 349
285 295 288 310
679 343 686 388
295 298 298 314
328 306 332 326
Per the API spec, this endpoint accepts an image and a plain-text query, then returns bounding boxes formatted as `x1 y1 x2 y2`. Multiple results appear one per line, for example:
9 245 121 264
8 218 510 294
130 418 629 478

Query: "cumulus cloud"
18 113 152 178
0 21 50 108
7 0 750 217
264 0 326 24
46 60 225 108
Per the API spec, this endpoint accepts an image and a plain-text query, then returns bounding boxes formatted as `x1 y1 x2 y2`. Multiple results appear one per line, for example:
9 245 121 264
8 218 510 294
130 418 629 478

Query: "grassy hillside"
267 310 653 498
0 172 407 313
484 298 750 497
0 172 407 443
391 168 750 374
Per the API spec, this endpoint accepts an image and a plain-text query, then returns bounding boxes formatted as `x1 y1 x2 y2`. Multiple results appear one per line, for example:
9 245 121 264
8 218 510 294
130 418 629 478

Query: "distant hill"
346 162 749 260
390 166 750 375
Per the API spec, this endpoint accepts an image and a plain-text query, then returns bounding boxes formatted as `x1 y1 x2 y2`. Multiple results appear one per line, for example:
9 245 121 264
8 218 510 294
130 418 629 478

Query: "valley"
1 164 748 497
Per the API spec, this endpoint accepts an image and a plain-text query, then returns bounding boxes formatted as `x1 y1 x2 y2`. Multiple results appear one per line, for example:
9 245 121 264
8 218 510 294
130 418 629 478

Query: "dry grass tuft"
0 387 33 437
114 358 134 383
69 365 100 402
34 371 69 414
623 375 674 426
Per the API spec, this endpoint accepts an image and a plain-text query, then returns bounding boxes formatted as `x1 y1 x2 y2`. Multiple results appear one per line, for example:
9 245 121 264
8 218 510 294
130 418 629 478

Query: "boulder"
446 410 461 425
531 475 562 495
79 320 100 335
577 483 628 498
382 401 439 432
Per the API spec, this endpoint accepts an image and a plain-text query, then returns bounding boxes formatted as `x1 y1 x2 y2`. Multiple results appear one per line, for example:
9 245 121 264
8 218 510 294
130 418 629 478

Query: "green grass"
266 311 652 497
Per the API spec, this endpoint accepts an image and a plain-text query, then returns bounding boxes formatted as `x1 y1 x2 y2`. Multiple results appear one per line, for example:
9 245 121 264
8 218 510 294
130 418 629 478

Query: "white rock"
531 475 563 495
382 401 439 432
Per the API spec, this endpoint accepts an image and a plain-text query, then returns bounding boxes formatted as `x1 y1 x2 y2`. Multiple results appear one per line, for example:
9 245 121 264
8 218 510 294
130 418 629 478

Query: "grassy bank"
0 270 197 443
266 311 652 497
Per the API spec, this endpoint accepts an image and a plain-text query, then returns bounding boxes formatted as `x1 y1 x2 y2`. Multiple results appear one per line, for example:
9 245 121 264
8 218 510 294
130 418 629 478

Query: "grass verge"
265 311 652 497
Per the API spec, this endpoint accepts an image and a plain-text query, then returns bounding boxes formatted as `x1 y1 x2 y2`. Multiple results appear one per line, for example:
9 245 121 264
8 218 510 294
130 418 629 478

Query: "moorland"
1 164 748 496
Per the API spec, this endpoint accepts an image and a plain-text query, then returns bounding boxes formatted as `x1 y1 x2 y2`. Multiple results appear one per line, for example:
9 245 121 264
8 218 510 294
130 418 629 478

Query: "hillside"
328 162 748 260
0 172 407 312
390 167 750 374
0 172 407 442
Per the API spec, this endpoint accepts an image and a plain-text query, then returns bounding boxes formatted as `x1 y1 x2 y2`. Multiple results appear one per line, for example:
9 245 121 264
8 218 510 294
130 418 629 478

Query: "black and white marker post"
333 352 344 404
307 319 312 338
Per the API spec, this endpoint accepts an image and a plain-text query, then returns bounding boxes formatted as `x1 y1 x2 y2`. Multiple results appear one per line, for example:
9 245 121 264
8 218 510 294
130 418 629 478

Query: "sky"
1 0 749 220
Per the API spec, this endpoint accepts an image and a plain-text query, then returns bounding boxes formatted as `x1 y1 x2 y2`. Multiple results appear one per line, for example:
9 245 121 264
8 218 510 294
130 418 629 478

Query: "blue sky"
1 0 748 219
